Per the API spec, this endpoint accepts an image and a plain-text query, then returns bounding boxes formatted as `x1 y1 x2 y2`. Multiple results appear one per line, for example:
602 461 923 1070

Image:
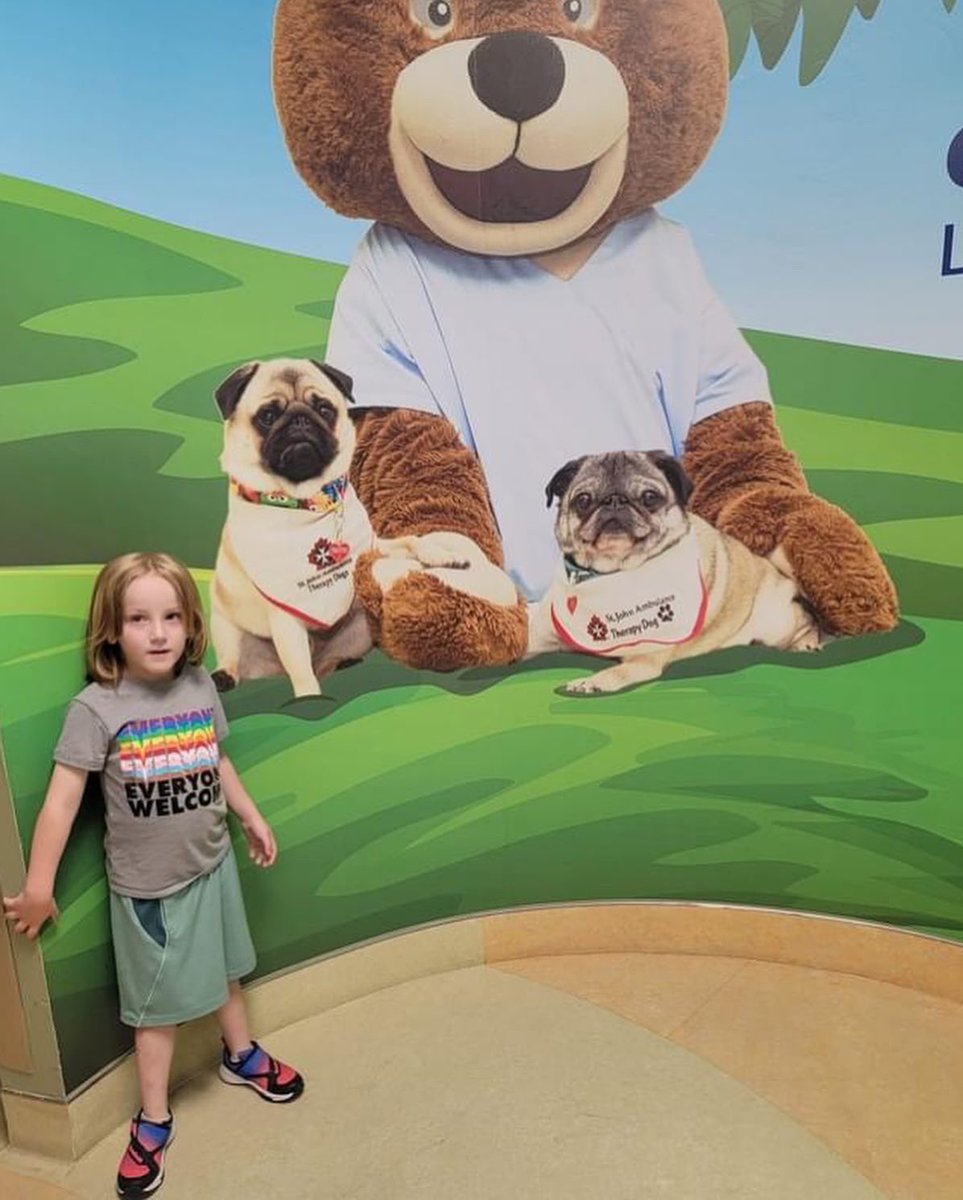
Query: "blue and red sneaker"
116 1110 174 1197
218 1040 304 1102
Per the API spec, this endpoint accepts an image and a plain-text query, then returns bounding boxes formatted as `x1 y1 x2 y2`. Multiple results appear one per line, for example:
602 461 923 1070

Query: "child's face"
118 574 187 683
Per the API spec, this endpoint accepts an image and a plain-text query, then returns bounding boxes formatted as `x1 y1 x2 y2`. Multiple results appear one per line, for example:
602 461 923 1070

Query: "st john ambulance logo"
587 614 609 642
307 537 350 570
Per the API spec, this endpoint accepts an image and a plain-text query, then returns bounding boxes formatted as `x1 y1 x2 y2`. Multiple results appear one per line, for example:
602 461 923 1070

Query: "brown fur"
350 408 503 560
684 405 898 635
275 0 899 668
350 408 528 667
274 0 728 245
373 569 528 671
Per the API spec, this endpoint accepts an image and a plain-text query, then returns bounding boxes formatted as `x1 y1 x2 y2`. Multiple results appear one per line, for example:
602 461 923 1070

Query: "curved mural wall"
0 0 960 1092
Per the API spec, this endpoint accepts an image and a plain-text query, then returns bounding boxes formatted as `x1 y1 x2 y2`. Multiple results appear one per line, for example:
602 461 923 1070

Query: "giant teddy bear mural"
270 0 899 676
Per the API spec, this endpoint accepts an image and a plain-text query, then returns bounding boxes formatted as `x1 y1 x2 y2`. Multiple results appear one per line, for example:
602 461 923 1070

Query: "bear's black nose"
468 31 565 124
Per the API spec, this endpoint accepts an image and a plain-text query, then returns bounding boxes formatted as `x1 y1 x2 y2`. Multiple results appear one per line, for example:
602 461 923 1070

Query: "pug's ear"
648 451 693 509
544 457 587 508
214 362 259 419
311 359 354 403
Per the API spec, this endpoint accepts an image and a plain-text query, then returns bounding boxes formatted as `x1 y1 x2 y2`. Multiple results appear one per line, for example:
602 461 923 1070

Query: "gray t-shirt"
54 665 231 898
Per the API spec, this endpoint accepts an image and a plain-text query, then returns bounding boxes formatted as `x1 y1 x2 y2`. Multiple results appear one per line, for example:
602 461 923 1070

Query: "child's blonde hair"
86 553 207 685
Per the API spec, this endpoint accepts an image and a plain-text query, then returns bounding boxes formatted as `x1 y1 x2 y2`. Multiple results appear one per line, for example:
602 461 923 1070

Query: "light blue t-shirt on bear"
328 209 771 600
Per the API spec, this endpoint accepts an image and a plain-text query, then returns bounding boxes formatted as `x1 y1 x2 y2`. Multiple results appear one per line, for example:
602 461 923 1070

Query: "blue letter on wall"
943 225 963 277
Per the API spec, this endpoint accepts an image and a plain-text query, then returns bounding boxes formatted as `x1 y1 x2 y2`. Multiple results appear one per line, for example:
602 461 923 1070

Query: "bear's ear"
311 359 355 403
648 451 693 510
214 362 259 419
545 457 587 507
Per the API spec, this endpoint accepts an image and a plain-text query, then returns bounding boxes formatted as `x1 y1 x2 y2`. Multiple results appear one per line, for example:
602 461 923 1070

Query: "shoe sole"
218 1062 304 1102
116 1127 175 1197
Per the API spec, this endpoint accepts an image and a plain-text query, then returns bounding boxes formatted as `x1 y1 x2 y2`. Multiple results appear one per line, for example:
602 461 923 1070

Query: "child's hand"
3 890 59 940
242 814 278 868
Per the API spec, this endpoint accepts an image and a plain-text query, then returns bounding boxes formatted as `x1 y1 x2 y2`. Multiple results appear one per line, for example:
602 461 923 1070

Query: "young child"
3 552 303 1198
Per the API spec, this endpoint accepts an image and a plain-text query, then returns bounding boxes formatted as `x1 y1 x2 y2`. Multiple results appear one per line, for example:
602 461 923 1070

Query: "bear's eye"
573 491 594 513
640 489 663 511
410 0 455 37
562 0 598 27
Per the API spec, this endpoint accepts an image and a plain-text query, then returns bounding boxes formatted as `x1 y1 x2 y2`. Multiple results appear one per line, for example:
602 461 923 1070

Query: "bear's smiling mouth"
425 155 595 225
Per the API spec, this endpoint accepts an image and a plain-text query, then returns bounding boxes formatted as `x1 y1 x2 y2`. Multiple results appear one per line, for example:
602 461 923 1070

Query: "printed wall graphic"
279 0 900 687
210 357 374 698
0 0 960 1093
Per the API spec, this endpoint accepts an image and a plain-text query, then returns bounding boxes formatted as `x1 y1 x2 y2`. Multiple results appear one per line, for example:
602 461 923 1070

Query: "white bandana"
228 481 374 628
548 531 708 656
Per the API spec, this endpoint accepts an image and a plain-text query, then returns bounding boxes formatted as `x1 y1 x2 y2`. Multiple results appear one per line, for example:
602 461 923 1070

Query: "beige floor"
3 945 961 1200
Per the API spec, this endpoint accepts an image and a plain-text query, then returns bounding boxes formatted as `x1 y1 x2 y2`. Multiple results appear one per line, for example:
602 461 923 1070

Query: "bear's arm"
349 407 528 671
683 402 899 635
680 227 898 637
350 407 503 562
330 241 527 671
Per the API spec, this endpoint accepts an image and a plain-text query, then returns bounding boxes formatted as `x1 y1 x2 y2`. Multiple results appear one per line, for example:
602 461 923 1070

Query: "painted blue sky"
1 0 960 358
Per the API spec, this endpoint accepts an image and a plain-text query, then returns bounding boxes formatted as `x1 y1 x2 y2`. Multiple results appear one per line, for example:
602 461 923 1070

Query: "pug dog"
211 357 374 697
527 450 821 694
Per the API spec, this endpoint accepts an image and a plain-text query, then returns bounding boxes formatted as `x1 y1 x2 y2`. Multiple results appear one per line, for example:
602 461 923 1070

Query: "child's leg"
117 1026 177 1197
135 1025 176 1121
215 980 252 1056
216 980 304 1102
213 855 304 1101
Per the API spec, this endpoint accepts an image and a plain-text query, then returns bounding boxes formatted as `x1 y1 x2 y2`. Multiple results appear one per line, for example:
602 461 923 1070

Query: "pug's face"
545 450 693 574
215 358 356 499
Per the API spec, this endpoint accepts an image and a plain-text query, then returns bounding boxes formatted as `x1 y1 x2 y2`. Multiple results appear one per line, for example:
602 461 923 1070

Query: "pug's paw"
371 532 475 592
767 545 797 582
563 659 662 694
211 668 237 693
790 622 823 653
563 676 612 695
417 532 475 570
377 531 474 571
376 532 516 606
371 552 424 594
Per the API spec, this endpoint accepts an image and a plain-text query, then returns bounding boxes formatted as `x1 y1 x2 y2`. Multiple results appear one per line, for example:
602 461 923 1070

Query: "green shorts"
109 849 256 1028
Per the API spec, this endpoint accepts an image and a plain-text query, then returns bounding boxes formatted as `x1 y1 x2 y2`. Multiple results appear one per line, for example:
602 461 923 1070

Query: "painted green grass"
0 200 234 386
1 174 962 1089
0 174 343 561
2 564 960 1087
744 330 963 435
2 170 963 606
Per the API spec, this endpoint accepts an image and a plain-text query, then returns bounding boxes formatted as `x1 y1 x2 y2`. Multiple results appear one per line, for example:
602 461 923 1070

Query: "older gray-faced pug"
211 357 374 697
527 450 821 694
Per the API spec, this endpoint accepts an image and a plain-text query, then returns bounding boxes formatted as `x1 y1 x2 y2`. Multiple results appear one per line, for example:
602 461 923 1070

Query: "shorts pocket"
131 898 167 948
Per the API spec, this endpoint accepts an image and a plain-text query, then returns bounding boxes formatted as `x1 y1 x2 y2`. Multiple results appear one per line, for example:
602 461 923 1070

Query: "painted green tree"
721 0 958 84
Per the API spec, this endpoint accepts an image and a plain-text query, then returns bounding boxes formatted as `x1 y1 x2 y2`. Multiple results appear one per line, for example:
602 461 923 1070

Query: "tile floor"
3 924 960 1199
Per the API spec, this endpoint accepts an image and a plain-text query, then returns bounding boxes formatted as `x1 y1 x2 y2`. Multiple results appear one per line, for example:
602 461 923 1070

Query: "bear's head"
274 0 728 257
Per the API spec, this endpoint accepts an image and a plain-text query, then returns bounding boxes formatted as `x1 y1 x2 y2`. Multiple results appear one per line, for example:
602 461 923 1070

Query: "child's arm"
219 754 278 868
2 763 87 939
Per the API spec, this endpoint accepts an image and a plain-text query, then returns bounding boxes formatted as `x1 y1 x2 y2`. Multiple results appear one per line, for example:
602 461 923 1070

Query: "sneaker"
218 1040 304 1102
116 1110 174 1197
